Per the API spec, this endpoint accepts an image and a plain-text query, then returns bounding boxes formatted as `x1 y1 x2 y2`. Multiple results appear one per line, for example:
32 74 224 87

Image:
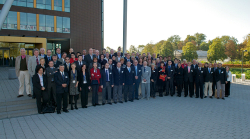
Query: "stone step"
0 108 38 119
0 97 36 106
0 102 37 113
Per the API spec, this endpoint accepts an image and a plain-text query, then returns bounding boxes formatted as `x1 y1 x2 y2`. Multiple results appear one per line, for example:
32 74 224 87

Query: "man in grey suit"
28 48 42 98
15 48 32 97
141 61 151 100
58 52 67 64
45 61 58 105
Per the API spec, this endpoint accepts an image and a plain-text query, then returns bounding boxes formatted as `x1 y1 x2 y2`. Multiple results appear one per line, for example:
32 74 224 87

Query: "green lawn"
230 68 250 79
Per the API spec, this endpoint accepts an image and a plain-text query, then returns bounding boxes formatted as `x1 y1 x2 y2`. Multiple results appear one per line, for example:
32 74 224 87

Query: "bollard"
241 74 246 81
232 74 236 82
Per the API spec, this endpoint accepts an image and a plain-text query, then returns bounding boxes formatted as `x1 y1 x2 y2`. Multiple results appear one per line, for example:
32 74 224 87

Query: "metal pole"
123 0 127 54
0 0 14 30
101 0 104 50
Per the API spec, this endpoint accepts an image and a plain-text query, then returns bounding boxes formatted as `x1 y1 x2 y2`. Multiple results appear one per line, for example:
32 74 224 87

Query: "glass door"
0 49 10 66
25 49 33 56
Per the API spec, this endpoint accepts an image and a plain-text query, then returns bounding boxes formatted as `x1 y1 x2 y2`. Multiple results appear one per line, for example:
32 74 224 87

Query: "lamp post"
242 50 247 75
123 0 127 54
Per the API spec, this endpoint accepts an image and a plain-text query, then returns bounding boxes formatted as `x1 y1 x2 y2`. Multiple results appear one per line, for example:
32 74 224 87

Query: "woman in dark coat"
32 65 48 114
175 62 184 97
78 64 91 108
150 63 158 98
157 61 166 97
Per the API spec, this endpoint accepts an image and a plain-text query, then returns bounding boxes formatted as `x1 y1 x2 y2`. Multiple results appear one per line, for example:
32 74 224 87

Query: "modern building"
0 0 103 67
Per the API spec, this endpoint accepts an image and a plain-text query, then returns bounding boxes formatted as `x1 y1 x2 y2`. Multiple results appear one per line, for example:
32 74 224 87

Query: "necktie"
144 67 146 72
128 68 130 73
67 64 69 70
188 67 190 73
209 68 210 73
48 57 50 61
36 57 39 65
219 69 221 74
118 68 120 74
106 70 109 81
168 66 170 72
135 66 137 76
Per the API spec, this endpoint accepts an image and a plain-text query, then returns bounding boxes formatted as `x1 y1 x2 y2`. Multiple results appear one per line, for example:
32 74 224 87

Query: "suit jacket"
53 60 62 69
64 63 72 75
141 66 151 83
112 67 125 86
124 66 135 85
183 66 194 82
109 54 115 59
132 65 142 82
74 60 86 73
32 73 47 93
194 67 205 83
191 64 198 70
28 56 43 77
78 70 91 91
175 67 183 83
98 59 107 69
150 68 158 82
215 68 227 84
212 67 217 82
35 64 48 73
204 68 213 82
39 54 47 58
58 58 65 64
124 58 133 65
166 65 175 81
44 55 52 66
54 71 70 93
114 52 123 57
100 68 113 88
15 55 31 77
90 68 101 84
84 54 95 68
115 56 123 62
45 67 58 84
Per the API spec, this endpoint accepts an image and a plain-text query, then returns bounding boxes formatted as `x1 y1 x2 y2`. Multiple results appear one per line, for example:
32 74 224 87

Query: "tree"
225 40 237 61
184 35 196 45
167 35 181 50
181 42 198 61
220 36 238 46
105 46 112 53
200 42 209 51
160 41 174 57
138 45 145 53
141 43 154 55
177 41 185 50
194 33 206 47
153 40 164 55
127 45 138 53
207 38 227 62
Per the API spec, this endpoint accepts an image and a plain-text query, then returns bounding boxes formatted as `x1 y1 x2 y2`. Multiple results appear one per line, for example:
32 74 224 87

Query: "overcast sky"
104 0 250 50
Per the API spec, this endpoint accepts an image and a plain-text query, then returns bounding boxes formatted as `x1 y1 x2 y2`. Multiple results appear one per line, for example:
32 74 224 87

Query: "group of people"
15 46 232 114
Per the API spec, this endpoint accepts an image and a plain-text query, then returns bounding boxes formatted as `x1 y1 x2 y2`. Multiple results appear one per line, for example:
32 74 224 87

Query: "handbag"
159 75 166 81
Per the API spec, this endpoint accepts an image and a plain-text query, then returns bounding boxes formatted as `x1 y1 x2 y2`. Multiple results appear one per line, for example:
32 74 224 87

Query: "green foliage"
141 43 154 55
185 35 196 42
223 60 250 64
225 40 237 61
127 45 138 53
137 45 145 53
167 35 181 50
194 33 206 47
160 41 174 57
153 40 164 55
230 68 250 79
200 42 209 51
181 42 198 61
207 38 227 62
105 46 112 53
220 35 238 46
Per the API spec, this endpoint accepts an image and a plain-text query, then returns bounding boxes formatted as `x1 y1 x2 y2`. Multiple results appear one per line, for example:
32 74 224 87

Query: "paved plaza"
0 67 250 139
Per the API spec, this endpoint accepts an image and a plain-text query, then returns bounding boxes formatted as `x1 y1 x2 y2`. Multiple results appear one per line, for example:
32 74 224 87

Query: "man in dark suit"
64 57 71 75
167 56 174 66
39 48 47 58
54 65 69 114
114 47 123 57
194 62 204 99
67 48 74 58
45 49 52 66
52 54 62 69
74 55 86 73
163 57 168 67
191 59 198 95
84 48 95 69
101 63 114 105
56 48 62 59
124 53 133 65
45 61 58 106
123 61 135 102
204 63 213 98
112 62 124 103
215 63 227 100
212 63 218 96
132 60 142 100
166 60 175 96
184 62 194 97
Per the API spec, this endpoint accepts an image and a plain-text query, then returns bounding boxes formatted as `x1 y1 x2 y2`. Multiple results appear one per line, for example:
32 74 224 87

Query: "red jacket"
90 68 101 84
181 63 188 69
70 58 78 64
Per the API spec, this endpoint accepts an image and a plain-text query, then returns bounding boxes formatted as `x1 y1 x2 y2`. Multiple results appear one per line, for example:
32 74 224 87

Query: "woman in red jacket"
70 52 78 64
90 62 101 106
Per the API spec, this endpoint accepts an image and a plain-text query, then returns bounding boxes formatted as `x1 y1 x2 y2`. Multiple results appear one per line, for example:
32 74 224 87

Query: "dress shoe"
93 104 96 107
209 96 213 99
184 95 187 97
125 100 127 102
171 95 173 97
71 106 74 110
130 100 133 102
102 103 105 105
195 96 199 98
28 94 32 97
159 95 163 97
217 97 219 99
165 94 169 96
75 106 78 110
17 95 24 98
119 101 123 103
225 95 228 97
201 97 203 99
204 96 207 98
63 110 69 113
114 102 117 104
57 111 61 114
96 103 100 106
190 96 193 98
108 102 112 105
38 112 44 114
135 98 139 100
222 98 225 100
178 95 181 97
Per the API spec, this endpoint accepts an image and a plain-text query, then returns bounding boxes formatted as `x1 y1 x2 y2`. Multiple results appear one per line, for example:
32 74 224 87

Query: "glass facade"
45 15 54 32
27 0 33 7
63 17 70 33
54 0 62 11
39 14 46 31
56 16 62 33
36 0 51 10
0 0 6 4
65 0 70 12
20 13 36 31
20 12 27 30
2 11 17 30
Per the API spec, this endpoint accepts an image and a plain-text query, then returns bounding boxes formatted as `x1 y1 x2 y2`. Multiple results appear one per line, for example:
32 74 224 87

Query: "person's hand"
88 86 91 90
41 87 45 90
151 79 154 82
80 87 82 91
101 85 103 89
226 81 228 84
123 83 125 85
143 79 146 82
133 83 135 85
111 85 114 87
55 71 57 72
75 84 78 87
92 74 94 76
135 76 138 79
168 77 170 79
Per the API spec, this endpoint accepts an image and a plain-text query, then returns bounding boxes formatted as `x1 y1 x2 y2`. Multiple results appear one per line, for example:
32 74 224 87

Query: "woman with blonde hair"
225 66 232 97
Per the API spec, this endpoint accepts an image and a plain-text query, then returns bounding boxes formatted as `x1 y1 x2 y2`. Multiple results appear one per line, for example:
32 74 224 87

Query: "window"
45 15 54 32
56 16 62 33
13 0 27 7
27 0 33 8
63 17 70 33
3 11 17 30
64 0 70 12
54 0 62 11
27 13 36 31
0 0 6 4
39 14 45 31
37 0 51 10
20 12 27 30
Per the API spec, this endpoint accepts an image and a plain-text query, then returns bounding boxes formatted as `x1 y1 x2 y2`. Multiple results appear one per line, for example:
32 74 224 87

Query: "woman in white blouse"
225 66 232 97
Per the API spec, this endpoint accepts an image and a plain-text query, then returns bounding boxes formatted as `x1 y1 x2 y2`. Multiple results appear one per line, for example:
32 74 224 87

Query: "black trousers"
195 81 204 98
166 79 174 96
81 84 89 107
225 81 231 96
92 84 99 105
184 81 194 97
47 82 56 105
124 85 133 101
56 91 68 112
35 90 48 113
177 82 183 96
212 80 217 96
70 94 79 107
150 81 156 97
